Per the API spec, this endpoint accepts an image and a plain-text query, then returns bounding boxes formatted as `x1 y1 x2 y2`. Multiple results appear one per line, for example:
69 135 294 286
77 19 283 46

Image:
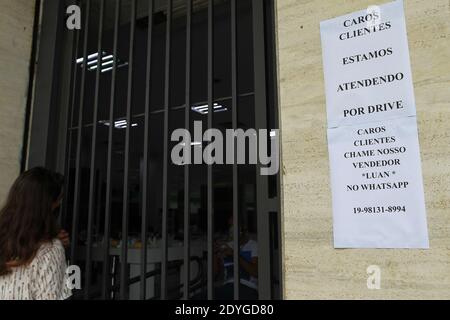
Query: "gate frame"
25 0 283 300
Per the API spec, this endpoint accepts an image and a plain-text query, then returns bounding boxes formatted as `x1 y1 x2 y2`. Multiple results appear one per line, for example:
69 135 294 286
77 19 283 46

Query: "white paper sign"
320 0 429 248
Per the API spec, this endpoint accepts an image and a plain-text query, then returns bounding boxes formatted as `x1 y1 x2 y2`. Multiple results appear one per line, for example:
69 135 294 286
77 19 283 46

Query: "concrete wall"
0 0 36 203
277 0 450 299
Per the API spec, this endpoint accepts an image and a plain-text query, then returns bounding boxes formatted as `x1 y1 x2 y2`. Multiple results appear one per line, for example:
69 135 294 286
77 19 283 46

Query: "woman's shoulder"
30 239 71 300
34 239 65 264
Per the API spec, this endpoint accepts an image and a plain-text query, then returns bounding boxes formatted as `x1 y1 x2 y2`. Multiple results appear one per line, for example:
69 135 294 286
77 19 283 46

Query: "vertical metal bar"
207 0 214 301
267 0 283 299
182 0 192 301
161 0 172 300
26 0 64 170
56 0 79 177
102 0 121 300
21 0 42 173
61 0 80 233
120 0 137 300
252 0 271 300
71 0 91 264
140 0 154 301
231 0 240 300
85 0 105 300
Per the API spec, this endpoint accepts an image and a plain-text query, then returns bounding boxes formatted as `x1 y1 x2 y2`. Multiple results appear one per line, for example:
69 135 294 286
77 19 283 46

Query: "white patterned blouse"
0 239 72 300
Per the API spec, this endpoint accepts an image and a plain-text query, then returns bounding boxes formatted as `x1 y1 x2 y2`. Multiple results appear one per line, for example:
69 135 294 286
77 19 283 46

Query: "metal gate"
27 0 281 300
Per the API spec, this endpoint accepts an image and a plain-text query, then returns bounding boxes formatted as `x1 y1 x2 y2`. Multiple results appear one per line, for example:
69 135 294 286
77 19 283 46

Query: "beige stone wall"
276 0 450 299
0 0 36 203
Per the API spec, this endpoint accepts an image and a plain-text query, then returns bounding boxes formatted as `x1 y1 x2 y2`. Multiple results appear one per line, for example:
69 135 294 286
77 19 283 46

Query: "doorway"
27 0 281 300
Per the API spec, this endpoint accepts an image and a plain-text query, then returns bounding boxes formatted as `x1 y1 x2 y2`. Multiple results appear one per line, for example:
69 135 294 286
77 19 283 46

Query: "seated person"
213 220 258 300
